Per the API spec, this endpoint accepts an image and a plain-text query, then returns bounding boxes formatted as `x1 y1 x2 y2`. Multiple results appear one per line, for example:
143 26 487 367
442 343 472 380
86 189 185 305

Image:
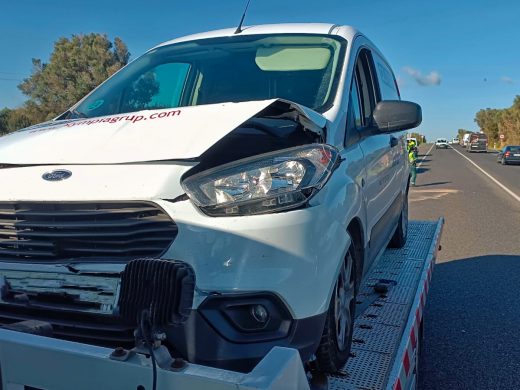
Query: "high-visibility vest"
408 151 416 164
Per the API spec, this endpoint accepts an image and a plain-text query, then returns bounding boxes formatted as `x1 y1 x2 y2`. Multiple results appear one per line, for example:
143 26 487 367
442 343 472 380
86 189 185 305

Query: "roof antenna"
234 0 252 34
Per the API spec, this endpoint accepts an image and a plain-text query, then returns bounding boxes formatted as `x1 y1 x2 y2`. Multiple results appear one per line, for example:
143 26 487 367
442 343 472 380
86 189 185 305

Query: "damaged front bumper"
0 183 353 370
0 327 311 390
161 193 352 321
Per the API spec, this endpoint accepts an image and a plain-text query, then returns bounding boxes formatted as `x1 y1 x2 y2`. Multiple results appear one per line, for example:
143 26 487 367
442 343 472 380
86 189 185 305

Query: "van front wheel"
389 191 408 248
315 245 357 374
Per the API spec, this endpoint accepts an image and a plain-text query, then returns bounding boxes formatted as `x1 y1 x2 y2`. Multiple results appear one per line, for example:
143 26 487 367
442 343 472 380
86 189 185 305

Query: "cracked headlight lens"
182 144 338 216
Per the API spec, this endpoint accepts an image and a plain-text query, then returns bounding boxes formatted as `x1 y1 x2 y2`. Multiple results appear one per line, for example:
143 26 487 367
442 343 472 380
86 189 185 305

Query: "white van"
435 138 449 149
462 133 472 146
0 23 421 374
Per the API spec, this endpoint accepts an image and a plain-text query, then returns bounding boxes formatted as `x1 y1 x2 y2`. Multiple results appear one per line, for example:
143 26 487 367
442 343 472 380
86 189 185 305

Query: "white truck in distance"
0 23 422 378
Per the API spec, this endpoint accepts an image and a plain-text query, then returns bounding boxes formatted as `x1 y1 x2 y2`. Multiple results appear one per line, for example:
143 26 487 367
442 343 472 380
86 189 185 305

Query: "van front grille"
0 202 177 261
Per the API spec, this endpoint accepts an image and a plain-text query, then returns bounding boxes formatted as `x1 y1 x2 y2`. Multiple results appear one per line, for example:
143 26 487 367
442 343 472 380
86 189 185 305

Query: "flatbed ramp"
328 219 443 390
0 220 442 390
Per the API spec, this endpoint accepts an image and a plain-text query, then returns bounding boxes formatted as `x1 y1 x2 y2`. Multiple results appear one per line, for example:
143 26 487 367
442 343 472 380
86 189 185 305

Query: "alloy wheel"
334 252 356 351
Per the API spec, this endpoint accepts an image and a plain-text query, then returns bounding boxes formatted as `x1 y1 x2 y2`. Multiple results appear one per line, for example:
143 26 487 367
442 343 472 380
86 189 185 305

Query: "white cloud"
396 75 406 88
501 76 515 84
403 66 442 86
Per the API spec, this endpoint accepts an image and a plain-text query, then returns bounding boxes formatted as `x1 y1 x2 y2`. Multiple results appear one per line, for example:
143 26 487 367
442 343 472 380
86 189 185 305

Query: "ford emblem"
42 170 72 181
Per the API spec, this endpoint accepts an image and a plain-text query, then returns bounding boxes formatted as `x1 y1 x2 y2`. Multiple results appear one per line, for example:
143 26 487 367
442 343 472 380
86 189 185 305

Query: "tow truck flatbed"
0 219 443 390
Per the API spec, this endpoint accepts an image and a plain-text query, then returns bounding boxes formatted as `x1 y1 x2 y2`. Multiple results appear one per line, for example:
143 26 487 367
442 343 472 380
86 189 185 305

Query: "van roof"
156 23 361 48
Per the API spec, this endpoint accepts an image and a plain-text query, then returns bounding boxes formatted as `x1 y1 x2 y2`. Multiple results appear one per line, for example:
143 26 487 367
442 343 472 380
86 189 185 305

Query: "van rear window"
470 134 488 142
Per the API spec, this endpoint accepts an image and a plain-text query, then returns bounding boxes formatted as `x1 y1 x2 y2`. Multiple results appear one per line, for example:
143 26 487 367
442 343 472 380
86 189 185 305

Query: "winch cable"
139 309 158 390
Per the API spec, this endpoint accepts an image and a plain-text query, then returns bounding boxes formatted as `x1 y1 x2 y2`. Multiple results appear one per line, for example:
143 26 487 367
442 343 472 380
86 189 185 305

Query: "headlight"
182 144 339 216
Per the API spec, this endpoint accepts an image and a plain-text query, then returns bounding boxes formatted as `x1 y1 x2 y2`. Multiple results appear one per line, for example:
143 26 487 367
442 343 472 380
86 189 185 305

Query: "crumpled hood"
0 99 326 165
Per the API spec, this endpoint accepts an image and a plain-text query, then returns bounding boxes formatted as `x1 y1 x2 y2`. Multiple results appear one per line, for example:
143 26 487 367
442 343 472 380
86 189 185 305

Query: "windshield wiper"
66 109 88 119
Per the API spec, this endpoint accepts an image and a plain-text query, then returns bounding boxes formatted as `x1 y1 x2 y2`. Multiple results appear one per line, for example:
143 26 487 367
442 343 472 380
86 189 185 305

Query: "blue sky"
1 0 519 141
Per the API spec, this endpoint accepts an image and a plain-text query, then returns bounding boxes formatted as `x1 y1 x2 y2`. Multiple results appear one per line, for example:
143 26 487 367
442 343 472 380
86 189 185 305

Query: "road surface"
412 144 520 389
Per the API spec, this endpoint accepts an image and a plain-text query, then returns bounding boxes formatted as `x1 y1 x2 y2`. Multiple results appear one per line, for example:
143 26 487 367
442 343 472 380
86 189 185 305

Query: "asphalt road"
411 144 520 389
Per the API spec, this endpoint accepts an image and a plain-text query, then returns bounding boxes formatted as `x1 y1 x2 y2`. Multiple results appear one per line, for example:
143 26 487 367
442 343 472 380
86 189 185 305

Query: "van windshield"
66 34 346 119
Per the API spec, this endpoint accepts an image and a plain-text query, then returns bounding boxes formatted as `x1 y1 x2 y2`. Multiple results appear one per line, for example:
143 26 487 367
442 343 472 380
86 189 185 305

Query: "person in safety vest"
407 139 418 158
408 145 417 186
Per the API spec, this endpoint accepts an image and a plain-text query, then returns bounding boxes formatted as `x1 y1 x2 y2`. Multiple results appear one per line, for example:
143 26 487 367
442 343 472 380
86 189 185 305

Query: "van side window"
345 76 363 146
345 50 377 146
350 79 363 129
374 57 400 101
354 50 377 126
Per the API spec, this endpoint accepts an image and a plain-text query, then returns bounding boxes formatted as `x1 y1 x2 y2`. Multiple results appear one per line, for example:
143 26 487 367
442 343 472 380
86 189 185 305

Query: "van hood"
0 99 326 165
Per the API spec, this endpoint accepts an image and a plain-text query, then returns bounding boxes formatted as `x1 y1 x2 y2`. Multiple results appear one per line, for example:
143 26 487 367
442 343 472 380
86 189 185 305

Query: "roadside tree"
475 96 520 146
0 108 11 135
6 34 130 130
474 108 500 143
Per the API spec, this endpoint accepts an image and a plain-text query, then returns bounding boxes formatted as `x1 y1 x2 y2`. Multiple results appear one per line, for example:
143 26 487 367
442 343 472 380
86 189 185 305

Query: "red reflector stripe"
403 350 411 376
411 327 417 349
394 378 403 390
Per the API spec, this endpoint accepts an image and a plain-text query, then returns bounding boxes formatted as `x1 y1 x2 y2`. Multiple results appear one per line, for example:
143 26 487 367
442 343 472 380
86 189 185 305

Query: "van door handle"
390 136 398 148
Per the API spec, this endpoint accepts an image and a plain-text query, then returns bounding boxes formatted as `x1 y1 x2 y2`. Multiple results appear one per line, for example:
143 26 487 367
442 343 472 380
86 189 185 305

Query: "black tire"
315 245 357 374
389 191 408 248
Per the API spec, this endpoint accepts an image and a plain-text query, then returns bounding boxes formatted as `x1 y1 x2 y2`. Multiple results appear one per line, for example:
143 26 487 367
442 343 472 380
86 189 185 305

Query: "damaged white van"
0 24 421 374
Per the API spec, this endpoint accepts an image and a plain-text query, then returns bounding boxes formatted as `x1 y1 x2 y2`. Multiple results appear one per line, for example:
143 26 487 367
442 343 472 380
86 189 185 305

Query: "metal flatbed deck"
328 219 443 390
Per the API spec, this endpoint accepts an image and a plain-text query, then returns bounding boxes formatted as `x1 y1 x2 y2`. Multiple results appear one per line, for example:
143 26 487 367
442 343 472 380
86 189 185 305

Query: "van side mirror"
371 100 422 133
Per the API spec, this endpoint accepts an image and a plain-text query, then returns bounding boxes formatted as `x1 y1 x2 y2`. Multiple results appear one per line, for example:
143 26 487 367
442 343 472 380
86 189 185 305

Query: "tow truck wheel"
389 191 408 248
315 244 357 374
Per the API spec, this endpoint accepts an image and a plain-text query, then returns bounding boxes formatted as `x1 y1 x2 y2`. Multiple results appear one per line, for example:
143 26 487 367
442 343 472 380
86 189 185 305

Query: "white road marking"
451 146 520 203
417 144 435 168
409 188 460 202
412 189 460 193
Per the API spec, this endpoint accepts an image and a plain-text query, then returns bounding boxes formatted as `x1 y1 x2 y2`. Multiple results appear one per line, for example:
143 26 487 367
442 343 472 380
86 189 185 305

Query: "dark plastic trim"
166 293 327 372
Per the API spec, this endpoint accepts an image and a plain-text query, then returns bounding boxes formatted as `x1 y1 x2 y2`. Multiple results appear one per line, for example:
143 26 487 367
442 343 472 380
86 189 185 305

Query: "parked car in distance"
467 132 488 152
0 23 422 375
435 138 449 149
497 145 520 165
451 137 459 144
